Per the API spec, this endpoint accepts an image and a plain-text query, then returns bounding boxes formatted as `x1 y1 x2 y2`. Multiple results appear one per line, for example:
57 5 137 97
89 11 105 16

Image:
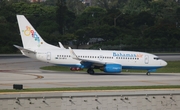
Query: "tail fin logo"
22 26 42 47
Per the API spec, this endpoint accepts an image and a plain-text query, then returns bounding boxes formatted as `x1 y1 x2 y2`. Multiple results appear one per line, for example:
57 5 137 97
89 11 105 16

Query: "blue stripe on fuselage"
122 66 162 70
56 64 81 67
56 64 162 70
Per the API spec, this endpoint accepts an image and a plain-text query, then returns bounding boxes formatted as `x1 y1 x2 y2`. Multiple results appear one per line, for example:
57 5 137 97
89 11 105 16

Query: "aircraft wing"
14 45 36 54
68 47 107 66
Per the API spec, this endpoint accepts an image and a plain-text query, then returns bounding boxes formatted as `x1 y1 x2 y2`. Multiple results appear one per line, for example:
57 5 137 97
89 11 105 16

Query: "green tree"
134 11 155 27
56 0 67 35
60 33 77 46
74 6 106 29
0 0 19 53
96 24 120 42
37 21 59 44
123 0 149 14
66 0 85 15
92 0 119 9
74 29 89 48
56 0 76 35
44 0 57 5
176 7 180 27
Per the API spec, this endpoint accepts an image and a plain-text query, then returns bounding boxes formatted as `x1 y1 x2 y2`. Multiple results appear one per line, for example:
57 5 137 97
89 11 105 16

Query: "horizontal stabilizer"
14 45 36 53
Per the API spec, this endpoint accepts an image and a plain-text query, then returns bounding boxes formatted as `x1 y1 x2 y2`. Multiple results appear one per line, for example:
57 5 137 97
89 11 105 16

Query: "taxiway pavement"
0 55 179 89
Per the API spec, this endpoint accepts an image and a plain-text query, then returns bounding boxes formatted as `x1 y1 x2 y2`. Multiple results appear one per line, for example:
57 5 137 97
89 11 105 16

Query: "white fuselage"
23 48 167 71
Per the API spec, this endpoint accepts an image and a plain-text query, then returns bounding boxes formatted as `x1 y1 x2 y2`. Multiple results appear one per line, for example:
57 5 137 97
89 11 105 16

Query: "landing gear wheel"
87 68 95 75
146 72 150 76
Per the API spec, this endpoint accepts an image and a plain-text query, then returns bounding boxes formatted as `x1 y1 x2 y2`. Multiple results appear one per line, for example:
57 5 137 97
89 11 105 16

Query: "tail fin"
16 15 57 49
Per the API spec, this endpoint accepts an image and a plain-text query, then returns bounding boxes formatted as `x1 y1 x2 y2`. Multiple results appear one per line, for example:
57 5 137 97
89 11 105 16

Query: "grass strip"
40 61 180 73
0 85 180 93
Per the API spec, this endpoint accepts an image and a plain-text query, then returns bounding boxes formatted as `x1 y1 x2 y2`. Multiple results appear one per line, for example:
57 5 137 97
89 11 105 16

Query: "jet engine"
101 64 122 73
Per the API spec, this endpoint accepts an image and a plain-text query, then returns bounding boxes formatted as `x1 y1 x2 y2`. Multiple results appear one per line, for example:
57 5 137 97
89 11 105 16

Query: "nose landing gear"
146 69 156 76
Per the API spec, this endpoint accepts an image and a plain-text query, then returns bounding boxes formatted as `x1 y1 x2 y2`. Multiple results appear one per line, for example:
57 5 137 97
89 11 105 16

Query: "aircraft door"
47 52 51 61
144 55 149 64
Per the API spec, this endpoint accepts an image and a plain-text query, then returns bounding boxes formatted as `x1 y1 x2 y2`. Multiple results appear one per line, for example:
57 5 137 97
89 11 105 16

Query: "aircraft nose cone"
161 60 167 66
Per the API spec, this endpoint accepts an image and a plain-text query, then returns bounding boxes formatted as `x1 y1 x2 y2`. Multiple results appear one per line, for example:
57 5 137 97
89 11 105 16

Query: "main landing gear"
87 68 95 75
146 72 150 76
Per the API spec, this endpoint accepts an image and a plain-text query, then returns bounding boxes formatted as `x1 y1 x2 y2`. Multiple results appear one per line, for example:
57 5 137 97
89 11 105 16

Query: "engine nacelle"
101 64 122 73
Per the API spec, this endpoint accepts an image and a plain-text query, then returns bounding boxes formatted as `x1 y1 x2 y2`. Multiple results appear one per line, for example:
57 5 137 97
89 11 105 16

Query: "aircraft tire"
87 68 95 75
146 72 150 76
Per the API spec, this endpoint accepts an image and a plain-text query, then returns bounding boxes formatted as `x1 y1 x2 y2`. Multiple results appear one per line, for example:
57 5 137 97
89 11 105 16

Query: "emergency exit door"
47 52 51 61
144 55 149 64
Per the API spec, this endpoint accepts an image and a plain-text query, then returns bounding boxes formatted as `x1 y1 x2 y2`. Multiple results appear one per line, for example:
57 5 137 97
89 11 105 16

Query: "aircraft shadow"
41 70 179 77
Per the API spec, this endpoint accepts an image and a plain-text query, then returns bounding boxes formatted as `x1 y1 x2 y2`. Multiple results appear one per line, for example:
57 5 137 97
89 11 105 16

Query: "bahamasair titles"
14 15 167 75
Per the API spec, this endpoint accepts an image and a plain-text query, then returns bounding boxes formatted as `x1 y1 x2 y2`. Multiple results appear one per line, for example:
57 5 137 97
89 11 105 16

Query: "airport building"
29 0 46 2
29 0 93 6
81 0 92 6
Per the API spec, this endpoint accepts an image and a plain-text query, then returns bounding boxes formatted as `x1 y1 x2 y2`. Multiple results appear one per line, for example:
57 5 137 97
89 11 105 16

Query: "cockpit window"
154 57 160 60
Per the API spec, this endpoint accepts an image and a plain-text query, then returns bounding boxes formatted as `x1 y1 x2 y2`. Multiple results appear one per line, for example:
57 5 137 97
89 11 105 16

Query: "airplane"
14 15 167 75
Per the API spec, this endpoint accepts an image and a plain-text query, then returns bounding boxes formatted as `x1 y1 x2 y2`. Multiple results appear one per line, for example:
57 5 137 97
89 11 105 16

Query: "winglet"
68 47 79 60
59 42 65 49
